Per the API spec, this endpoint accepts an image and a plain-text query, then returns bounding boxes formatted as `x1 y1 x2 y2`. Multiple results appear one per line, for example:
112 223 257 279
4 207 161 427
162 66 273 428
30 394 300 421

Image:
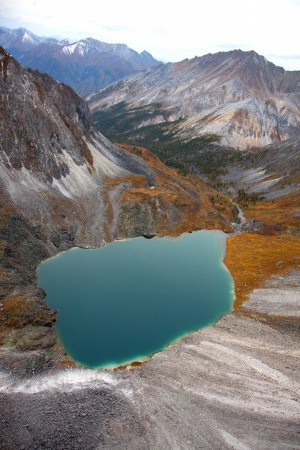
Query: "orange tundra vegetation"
227 186 300 308
225 233 300 308
112 144 236 235
245 190 300 230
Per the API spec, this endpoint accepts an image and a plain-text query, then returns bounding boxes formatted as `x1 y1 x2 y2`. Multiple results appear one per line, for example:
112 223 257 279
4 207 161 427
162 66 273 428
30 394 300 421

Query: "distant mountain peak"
140 50 158 63
60 40 88 56
21 31 38 45
15 27 29 33
89 49 300 150
0 26 159 96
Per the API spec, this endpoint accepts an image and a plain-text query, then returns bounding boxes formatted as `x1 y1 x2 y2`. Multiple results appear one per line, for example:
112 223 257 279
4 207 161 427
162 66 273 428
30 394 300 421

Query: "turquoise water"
38 231 233 368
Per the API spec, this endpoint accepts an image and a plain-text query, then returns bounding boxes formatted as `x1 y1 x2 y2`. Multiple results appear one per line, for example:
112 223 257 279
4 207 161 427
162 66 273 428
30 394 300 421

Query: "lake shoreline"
1 267 299 449
38 230 233 369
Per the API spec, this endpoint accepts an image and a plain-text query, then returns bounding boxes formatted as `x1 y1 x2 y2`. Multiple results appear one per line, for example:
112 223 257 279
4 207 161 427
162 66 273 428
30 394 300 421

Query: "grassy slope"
113 144 236 235
225 233 300 308
245 191 300 230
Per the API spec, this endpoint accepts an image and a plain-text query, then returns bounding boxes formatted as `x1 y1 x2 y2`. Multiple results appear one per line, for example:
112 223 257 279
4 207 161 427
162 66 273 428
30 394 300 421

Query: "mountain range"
1 25 300 449
0 27 159 96
90 50 300 149
0 45 234 340
3 28 299 151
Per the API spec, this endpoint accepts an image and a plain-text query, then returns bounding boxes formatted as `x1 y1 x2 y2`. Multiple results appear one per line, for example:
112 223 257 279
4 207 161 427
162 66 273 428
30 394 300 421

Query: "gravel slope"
1 271 299 449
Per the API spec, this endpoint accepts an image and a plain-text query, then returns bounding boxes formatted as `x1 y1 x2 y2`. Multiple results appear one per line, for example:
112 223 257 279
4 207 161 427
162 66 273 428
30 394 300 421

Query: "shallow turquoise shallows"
38 231 233 368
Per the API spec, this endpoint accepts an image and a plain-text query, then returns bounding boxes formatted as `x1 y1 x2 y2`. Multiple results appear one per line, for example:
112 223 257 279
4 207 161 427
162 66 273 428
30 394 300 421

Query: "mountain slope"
0 27 159 96
90 50 300 149
1 47 299 450
0 46 233 243
0 27 56 56
0 46 234 354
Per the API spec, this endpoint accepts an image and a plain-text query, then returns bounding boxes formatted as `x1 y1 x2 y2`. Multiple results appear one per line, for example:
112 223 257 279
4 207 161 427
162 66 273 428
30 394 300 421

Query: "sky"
0 0 299 70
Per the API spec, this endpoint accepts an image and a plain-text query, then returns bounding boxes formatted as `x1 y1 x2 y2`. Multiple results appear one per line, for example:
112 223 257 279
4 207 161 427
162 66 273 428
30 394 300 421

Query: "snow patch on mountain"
21 32 37 46
60 41 89 56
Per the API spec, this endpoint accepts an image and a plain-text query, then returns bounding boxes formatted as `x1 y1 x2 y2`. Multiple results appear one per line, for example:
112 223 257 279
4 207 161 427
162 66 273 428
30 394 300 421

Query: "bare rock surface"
89 50 300 149
245 270 300 317
221 138 300 200
0 45 155 250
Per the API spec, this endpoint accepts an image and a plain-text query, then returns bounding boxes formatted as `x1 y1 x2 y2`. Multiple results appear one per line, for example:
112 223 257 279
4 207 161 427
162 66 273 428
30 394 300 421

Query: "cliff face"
89 50 300 149
0 47 234 354
0 46 155 246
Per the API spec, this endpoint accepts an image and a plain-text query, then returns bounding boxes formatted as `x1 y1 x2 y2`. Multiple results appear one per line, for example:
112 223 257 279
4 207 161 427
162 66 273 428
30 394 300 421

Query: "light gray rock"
90 50 300 149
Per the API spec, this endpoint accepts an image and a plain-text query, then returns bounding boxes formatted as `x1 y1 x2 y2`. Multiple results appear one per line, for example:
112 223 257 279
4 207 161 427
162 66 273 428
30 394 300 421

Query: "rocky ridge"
89 50 300 149
0 27 159 96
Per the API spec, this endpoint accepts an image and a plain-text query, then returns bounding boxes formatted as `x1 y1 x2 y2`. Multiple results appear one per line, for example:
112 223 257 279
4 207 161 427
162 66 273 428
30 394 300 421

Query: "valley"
0 39 299 449
0 46 235 363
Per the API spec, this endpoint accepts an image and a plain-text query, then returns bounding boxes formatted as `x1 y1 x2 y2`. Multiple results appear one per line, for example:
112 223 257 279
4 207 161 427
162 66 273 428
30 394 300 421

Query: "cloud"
102 25 132 32
269 54 300 60
0 0 299 69
216 43 248 51
267 55 300 71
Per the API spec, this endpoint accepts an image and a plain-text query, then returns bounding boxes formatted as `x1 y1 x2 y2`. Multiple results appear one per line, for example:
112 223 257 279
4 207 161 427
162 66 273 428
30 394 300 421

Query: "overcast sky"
0 0 299 70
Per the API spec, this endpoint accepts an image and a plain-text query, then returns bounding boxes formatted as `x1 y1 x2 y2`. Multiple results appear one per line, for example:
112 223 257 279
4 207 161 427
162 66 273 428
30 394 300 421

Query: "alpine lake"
38 231 234 368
